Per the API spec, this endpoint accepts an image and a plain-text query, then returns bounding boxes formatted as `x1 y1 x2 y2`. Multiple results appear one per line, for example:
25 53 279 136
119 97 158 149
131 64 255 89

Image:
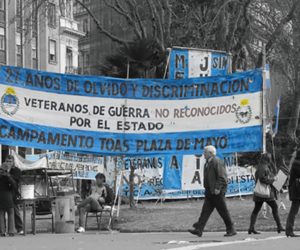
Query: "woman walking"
0 162 17 236
286 150 300 237
248 154 284 234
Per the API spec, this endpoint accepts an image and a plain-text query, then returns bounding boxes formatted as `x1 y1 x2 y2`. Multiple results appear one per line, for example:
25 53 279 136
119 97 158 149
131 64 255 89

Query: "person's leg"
78 197 102 211
14 205 23 232
286 201 300 234
196 196 215 233
213 195 235 233
249 201 264 232
267 200 283 232
78 206 90 228
0 210 5 235
7 208 15 235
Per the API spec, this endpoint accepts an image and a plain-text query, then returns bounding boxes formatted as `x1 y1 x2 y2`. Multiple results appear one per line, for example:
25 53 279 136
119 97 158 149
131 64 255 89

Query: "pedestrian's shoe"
0 233 6 237
76 227 85 233
188 229 202 237
192 222 200 229
248 229 261 235
277 227 285 234
224 231 237 237
8 233 14 237
17 230 24 235
286 232 300 237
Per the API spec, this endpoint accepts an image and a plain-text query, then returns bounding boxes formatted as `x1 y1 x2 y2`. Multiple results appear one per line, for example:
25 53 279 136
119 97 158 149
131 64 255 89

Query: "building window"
32 38 37 68
48 3 56 28
16 32 22 54
16 32 22 66
16 0 21 16
0 0 4 11
82 18 89 34
49 39 57 63
0 27 5 50
66 47 73 67
0 0 5 25
16 0 22 28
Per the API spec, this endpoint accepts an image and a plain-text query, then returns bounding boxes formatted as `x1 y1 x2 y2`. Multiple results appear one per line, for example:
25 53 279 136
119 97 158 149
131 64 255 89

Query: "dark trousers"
250 200 282 229
78 196 102 228
0 208 15 234
196 193 234 233
14 205 23 232
286 201 300 234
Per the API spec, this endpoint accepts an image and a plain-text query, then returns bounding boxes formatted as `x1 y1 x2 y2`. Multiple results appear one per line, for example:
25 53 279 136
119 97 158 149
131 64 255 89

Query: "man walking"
189 146 236 237
6 155 23 234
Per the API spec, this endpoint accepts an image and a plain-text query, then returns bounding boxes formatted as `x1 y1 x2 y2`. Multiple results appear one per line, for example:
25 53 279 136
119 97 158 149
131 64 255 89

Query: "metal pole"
126 61 130 79
163 48 171 79
262 44 267 153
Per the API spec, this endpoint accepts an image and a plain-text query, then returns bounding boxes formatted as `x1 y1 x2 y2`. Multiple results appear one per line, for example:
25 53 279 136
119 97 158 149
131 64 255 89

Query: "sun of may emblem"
1 87 20 116
235 98 252 124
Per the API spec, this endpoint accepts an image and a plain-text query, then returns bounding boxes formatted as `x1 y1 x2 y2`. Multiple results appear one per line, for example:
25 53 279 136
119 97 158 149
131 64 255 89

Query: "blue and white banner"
0 66 262 156
25 151 104 179
106 155 255 200
169 47 231 79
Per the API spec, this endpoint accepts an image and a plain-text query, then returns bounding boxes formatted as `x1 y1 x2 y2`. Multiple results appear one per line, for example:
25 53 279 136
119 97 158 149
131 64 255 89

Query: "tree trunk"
129 164 135 208
287 1 300 140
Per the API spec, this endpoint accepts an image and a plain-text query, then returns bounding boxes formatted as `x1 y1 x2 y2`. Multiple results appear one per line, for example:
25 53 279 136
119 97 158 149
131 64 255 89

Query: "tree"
75 0 172 50
287 1 300 140
99 38 165 78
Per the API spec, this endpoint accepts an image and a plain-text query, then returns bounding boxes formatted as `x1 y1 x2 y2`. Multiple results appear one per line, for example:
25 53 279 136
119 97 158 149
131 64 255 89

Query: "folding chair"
32 198 54 233
85 202 116 230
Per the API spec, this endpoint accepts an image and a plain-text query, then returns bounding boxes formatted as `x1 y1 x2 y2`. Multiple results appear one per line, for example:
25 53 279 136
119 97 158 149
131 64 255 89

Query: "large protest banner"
169 47 231 79
0 65 262 156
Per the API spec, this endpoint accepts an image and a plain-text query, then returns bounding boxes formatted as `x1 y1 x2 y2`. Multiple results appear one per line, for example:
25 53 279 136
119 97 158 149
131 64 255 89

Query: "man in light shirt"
76 173 113 233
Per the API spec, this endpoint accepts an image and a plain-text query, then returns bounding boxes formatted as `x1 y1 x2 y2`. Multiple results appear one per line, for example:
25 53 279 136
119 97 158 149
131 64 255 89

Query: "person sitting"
76 173 114 233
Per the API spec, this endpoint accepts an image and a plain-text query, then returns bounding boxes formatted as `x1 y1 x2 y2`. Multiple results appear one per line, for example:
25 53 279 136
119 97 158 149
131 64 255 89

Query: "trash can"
54 195 75 233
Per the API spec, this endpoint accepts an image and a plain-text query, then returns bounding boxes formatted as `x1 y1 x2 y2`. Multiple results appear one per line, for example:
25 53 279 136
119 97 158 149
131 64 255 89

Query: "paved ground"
31 197 296 233
1 231 300 250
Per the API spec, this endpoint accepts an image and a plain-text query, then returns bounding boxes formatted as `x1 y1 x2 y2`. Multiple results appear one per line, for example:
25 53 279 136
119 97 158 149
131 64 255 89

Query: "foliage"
99 38 166 78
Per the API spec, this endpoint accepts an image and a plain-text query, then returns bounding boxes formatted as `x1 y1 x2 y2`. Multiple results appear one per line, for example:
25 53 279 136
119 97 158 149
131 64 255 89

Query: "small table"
17 199 36 235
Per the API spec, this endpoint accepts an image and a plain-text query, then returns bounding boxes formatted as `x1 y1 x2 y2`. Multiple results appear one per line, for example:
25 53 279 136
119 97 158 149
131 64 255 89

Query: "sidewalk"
25 197 295 233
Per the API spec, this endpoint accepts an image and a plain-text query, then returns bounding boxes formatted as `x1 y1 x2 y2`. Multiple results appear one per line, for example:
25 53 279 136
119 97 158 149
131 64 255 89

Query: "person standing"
189 146 236 237
248 153 284 234
0 162 16 236
5 155 23 234
286 149 300 237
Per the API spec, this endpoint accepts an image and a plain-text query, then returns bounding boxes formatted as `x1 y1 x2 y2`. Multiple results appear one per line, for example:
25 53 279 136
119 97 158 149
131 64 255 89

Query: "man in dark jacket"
6 155 23 234
189 146 236 237
286 149 300 237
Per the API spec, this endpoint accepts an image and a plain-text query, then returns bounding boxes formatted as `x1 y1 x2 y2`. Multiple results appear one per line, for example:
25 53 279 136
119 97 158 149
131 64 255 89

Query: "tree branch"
256 0 300 67
75 0 128 45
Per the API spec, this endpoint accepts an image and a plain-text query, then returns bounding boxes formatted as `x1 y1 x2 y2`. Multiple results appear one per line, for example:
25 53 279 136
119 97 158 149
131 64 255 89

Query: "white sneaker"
76 227 85 233
18 230 24 235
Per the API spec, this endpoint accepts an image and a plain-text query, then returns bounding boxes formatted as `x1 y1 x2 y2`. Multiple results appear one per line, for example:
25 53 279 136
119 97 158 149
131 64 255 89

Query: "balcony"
60 17 85 38
65 66 82 75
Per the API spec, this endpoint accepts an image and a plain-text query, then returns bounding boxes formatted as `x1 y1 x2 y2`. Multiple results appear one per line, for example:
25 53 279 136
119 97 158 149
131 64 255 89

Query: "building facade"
0 0 84 161
74 0 134 75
